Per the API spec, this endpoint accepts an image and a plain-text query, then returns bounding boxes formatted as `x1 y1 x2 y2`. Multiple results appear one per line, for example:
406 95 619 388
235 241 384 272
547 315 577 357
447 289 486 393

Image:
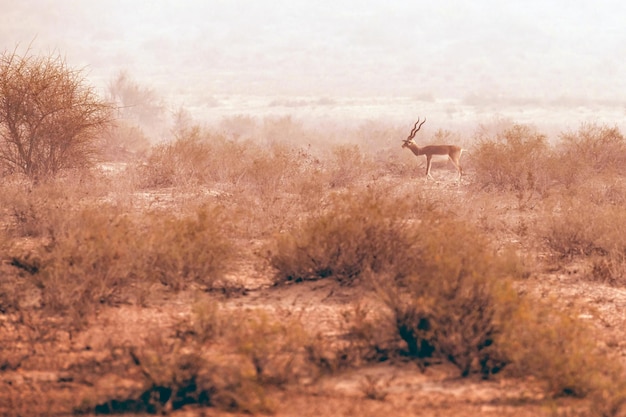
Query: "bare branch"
0 48 113 179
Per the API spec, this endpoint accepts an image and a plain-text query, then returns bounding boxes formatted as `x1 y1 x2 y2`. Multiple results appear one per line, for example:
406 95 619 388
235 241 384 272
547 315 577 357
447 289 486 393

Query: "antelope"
401 117 463 180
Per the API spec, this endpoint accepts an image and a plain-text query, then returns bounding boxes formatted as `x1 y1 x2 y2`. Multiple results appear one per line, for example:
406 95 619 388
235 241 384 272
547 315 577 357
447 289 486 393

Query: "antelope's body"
401 118 463 180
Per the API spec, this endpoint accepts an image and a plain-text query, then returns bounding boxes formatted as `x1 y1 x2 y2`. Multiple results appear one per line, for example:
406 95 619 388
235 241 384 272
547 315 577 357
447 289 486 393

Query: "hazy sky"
2 0 626 104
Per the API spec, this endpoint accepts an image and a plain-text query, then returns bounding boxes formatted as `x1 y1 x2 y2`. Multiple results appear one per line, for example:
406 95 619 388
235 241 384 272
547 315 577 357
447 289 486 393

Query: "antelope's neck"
406 143 422 156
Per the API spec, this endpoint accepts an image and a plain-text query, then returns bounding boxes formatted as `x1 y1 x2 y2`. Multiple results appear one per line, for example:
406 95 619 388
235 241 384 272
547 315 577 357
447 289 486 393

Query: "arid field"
2 115 626 417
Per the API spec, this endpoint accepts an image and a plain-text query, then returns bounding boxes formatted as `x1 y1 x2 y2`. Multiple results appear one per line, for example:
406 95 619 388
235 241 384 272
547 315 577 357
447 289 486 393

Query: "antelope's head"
402 117 426 149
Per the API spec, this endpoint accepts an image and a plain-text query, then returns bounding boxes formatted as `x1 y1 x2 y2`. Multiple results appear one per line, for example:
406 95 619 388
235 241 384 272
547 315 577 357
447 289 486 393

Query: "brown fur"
402 140 463 179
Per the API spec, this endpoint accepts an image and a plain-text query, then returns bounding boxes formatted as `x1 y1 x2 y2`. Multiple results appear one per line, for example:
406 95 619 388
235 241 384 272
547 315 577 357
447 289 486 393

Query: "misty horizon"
2 1 626 129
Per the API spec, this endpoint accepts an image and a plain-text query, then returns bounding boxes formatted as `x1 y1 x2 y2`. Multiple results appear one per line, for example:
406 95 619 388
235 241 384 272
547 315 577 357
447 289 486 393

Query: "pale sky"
2 1 626 108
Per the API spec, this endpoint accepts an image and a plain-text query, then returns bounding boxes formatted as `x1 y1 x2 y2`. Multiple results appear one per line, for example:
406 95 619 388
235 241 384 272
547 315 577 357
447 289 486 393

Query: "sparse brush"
267 186 434 285
228 309 311 386
135 127 317 210
359 374 391 401
33 206 140 328
91 306 316 415
17 202 236 328
269 187 550 379
1 179 90 238
544 124 626 193
137 133 213 188
92 338 272 415
543 199 626 285
234 141 305 203
543 202 612 260
326 144 372 188
501 300 623 399
304 303 397 376
175 299 225 344
370 215 624 399
138 204 236 290
6 114 626 417
135 127 261 190
557 123 626 178
471 124 551 196
372 218 520 376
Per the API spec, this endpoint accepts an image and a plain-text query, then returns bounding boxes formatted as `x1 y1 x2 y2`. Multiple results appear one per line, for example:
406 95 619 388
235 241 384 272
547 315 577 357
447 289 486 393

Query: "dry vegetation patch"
2 119 626 416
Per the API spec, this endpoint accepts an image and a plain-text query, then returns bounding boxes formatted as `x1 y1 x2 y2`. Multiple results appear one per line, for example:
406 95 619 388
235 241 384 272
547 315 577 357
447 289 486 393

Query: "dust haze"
6 3 626 416
2 0 626 132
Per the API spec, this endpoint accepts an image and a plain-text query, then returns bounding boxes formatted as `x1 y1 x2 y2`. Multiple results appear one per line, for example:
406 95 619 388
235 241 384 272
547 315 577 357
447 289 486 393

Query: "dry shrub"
501 301 624 400
267 187 622 399
225 141 323 236
543 203 612 259
13 203 235 328
2 186 64 238
228 309 311 387
138 205 236 290
0 177 101 239
137 133 214 188
94 341 271 415
543 199 626 285
260 115 306 143
305 303 398 374
238 141 302 199
553 123 626 187
135 127 263 189
372 218 623 399
267 186 433 285
471 124 550 195
372 219 520 377
372 147 414 178
569 176 626 207
91 305 312 415
175 301 225 344
33 207 139 326
592 253 626 286
326 144 372 188
98 121 151 162
206 137 258 185
268 187 491 372
135 127 313 201
0 48 112 180
219 114 257 140
94 351 217 414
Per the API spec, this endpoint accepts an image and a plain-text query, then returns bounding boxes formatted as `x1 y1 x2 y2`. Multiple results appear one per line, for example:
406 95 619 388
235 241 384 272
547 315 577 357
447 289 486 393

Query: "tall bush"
267 187 431 285
552 123 626 188
0 48 112 180
373 218 520 377
471 124 550 195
